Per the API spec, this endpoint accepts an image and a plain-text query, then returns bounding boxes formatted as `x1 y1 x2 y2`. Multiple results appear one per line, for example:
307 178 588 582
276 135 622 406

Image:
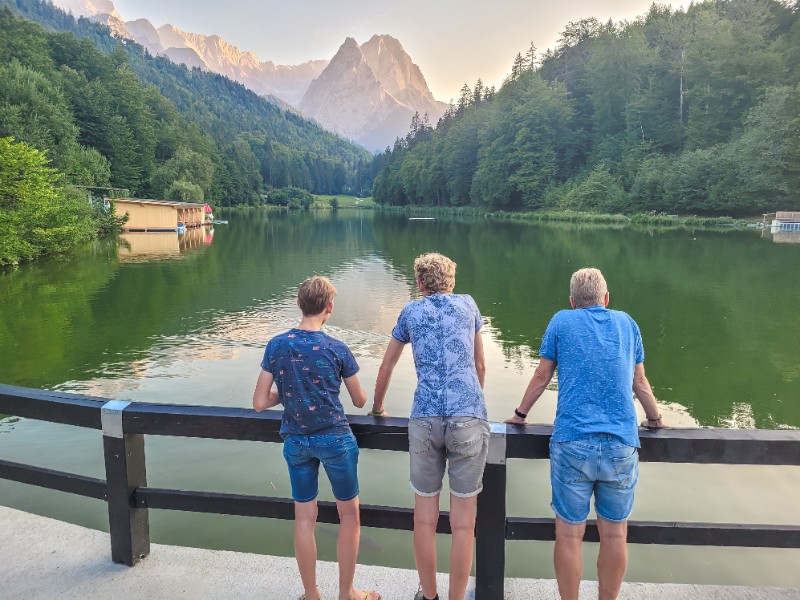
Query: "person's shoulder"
400 298 425 315
550 309 573 322
267 330 293 345
321 331 352 351
609 308 637 323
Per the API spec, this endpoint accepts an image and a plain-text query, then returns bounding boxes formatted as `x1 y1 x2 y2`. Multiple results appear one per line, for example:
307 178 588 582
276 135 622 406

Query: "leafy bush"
0 137 95 266
263 187 313 209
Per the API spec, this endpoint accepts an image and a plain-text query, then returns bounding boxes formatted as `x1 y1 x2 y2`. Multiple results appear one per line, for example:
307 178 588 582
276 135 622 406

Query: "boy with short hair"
253 276 380 600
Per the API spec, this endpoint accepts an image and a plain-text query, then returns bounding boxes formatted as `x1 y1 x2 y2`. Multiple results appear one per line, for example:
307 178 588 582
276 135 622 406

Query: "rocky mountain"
300 36 446 150
48 0 446 149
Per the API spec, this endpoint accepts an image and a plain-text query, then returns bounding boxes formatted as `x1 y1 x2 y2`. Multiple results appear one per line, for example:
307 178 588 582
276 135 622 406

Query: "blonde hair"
297 276 336 316
414 253 456 294
570 268 608 308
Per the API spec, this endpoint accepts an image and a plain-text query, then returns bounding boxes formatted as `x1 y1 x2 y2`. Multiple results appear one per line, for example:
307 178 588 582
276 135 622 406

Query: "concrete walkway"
1 506 797 599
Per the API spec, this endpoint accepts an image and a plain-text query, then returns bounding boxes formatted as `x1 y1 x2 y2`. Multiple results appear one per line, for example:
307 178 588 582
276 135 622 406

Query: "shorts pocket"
283 438 309 467
447 419 489 458
610 447 638 487
552 442 588 484
409 418 433 454
312 434 354 467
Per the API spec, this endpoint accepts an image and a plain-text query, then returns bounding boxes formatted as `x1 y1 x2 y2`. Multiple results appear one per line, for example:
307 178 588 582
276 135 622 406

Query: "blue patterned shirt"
391 294 487 420
261 329 359 437
539 306 644 447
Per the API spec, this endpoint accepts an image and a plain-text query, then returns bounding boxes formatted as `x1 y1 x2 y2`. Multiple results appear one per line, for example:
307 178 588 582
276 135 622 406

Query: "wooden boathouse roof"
113 198 205 208
775 211 800 222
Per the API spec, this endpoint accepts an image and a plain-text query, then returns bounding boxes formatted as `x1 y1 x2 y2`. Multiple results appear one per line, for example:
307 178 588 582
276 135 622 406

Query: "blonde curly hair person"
414 253 456 295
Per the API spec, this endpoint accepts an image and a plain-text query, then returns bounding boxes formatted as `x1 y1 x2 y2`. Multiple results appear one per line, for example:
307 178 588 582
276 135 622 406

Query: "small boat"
409 217 435 221
213 220 228 225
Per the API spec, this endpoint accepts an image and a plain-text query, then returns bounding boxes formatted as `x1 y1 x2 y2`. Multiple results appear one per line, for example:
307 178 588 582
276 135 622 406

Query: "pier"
1 383 799 599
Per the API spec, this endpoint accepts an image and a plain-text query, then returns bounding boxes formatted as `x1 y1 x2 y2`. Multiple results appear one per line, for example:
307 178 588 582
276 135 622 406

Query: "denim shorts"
408 416 490 498
283 430 359 503
549 434 639 525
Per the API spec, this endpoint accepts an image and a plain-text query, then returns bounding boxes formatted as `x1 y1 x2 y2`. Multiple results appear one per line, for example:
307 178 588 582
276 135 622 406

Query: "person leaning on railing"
371 252 489 600
252 276 381 600
505 267 665 600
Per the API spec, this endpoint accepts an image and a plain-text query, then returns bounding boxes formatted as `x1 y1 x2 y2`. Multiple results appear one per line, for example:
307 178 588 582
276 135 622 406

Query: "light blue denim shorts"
283 430 359 503
408 416 490 498
549 434 639 524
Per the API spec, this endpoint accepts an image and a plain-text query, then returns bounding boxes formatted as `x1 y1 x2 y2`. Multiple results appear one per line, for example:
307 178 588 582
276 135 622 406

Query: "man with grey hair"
506 267 665 600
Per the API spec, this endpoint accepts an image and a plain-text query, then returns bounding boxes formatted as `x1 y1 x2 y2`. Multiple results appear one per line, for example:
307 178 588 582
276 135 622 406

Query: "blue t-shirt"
539 306 644 448
261 328 359 437
392 293 487 420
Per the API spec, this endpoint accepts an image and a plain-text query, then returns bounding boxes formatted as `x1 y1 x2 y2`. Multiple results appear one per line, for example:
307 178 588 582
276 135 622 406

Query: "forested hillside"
373 0 800 216
0 0 373 206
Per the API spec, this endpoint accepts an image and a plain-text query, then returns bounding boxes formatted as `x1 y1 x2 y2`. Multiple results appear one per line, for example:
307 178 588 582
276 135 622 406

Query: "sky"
111 0 682 102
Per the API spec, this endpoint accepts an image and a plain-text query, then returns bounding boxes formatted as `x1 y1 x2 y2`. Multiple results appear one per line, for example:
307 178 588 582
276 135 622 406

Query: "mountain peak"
300 35 446 149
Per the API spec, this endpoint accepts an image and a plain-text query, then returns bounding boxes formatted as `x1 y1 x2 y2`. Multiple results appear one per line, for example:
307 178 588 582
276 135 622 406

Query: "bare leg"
294 500 320 600
596 517 628 600
448 494 478 600
336 496 361 600
553 517 585 600
414 493 440 600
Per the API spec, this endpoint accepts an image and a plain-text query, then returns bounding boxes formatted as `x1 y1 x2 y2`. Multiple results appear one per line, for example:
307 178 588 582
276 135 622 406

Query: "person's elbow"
351 389 367 409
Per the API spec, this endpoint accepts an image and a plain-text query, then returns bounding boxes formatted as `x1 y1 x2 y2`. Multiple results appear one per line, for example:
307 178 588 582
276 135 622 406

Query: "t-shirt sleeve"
632 318 645 364
260 340 274 373
339 344 359 378
391 305 411 343
471 296 483 333
538 315 559 361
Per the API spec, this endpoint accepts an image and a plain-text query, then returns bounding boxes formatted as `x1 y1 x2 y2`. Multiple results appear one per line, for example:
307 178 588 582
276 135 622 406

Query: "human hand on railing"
504 408 528 426
640 414 666 429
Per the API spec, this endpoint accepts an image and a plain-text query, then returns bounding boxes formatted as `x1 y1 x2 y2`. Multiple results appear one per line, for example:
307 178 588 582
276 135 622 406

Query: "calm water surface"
1 210 799 587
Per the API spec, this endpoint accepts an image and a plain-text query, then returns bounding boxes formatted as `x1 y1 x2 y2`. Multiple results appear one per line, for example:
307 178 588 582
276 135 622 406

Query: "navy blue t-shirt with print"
261 328 359 438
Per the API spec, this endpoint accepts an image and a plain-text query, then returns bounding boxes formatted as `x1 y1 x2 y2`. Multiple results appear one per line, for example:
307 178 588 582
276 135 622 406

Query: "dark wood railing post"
475 423 507 600
101 400 150 565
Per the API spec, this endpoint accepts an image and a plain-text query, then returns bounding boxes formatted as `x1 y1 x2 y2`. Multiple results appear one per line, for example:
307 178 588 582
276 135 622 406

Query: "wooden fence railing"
1 383 799 599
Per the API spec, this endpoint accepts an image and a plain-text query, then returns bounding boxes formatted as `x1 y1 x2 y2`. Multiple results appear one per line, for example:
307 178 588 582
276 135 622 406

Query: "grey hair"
570 268 608 308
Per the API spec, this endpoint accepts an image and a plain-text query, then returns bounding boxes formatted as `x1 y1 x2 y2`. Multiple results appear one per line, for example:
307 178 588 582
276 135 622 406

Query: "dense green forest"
373 0 800 216
0 1 373 203
0 0 375 264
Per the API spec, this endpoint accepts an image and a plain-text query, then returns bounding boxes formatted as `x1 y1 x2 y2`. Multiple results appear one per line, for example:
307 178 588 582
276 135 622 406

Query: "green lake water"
1 209 798 587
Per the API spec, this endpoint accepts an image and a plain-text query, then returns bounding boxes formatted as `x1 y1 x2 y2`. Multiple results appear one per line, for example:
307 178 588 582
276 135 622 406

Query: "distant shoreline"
374 205 754 230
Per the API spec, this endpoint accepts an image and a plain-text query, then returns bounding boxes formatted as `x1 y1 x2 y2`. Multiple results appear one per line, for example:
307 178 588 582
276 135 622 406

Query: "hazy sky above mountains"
113 0 681 101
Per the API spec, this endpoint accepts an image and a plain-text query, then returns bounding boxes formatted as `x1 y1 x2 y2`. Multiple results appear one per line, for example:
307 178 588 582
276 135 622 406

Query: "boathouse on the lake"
113 198 205 232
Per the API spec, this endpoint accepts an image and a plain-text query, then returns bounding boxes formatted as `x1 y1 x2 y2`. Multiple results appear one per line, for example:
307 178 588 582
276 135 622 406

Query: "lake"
1 209 798 587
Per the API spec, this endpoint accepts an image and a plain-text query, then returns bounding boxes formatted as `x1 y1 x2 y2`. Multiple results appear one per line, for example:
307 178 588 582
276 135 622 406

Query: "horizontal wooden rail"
506 517 800 548
135 487 452 533
4 384 798 464
0 458 107 500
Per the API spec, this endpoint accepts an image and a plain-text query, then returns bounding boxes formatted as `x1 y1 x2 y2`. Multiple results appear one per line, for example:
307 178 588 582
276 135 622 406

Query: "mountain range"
51 0 447 150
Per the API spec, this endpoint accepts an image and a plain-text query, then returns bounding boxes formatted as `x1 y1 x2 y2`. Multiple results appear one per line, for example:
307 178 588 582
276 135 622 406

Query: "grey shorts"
408 416 491 498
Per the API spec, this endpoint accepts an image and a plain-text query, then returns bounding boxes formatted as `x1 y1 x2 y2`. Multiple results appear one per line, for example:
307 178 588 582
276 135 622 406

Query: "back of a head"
570 268 608 308
297 276 336 316
414 253 456 294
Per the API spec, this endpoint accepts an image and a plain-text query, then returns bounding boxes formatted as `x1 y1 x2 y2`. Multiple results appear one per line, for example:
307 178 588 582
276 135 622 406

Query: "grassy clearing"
311 195 374 209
